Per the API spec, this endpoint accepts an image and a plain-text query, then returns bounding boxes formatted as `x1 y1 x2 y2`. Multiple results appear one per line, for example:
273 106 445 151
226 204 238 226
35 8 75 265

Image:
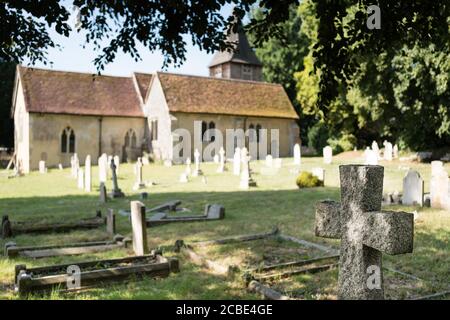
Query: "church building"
11 28 299 173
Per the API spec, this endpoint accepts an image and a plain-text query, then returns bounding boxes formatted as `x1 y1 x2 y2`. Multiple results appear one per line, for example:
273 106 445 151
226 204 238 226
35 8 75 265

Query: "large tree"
1 0 298 69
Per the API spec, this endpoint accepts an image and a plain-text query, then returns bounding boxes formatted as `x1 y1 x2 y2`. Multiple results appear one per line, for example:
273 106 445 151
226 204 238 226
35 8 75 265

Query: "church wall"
27 113 145 170
144 75 173 161
13 78 30 173
170 112 298 161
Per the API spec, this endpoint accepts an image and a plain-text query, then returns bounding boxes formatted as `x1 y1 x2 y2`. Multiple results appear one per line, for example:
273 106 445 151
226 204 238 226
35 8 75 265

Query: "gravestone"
323 146 333 164
213 154 219 164
130 201 149 256
73 154 80 178
85 155 91 192
393 144 399 159
239 148 256 189
217 147 226 173
383 141 393 161
39 161 46 174
99 182 107 203
1 215 12 238
430 162 449 209
312 167 325 185
233 148 241 175
133 158 146 190
58 164 63 170
109 159 124 198
98 153 108 183
315 165 414 299
70 156 76 177
106 209 116 236
77 168 84 189
371 141 380 159
192 149 203 176
364 147 378 165
265 155 273 168
185 158 192 176
402 170 424 206
294 143 301 166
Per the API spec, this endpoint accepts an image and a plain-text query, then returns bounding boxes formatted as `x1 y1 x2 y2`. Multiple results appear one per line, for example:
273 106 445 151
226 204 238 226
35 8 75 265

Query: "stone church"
12 28 299 173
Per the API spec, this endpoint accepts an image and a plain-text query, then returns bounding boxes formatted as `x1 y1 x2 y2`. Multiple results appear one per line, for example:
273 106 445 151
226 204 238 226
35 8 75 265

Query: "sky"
26 3 234 77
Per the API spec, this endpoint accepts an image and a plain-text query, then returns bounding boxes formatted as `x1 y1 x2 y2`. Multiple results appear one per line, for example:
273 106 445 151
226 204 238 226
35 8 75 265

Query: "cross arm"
363 211 414 255
315 200 342 239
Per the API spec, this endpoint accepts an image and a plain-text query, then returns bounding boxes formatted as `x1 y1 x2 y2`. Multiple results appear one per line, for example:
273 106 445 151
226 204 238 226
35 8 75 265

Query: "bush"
327 133 357 154
296 172 323 188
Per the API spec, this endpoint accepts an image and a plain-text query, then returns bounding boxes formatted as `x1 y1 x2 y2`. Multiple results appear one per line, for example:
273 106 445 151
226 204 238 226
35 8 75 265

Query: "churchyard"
0 152 449 299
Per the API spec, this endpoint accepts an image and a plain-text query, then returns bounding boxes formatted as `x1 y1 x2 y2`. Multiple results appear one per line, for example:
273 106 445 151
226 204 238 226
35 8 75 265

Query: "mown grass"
0 154 448 299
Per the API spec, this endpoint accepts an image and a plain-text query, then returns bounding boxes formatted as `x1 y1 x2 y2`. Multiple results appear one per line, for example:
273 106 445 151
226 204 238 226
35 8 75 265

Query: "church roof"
17 66 144 118
209 26 262 67
157 72 298 119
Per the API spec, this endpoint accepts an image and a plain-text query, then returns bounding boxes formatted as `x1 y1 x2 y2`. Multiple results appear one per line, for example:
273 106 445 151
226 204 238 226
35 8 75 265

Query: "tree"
0 61 16 148
1 0 299 70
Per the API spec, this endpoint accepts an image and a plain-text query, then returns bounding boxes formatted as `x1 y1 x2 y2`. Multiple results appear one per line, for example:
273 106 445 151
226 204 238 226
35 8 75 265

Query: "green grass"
0 154 449 300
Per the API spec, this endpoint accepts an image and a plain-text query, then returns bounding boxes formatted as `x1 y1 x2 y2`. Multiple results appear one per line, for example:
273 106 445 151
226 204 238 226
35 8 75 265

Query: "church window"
242 65 253 80
61 127 75 153
201 121 208 142
131 131 137 148
125 129 138 147
208 121 216 142
151 120 158 141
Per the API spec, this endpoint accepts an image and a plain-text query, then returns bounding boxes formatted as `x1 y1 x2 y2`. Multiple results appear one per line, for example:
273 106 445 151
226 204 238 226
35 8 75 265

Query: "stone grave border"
1 211 107 238
14 252 179 295
174 227 340 300
5 234 131 259
147 204 225 227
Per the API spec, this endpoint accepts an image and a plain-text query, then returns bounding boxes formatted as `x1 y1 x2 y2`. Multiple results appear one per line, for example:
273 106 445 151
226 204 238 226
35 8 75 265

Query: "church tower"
208 24 263 82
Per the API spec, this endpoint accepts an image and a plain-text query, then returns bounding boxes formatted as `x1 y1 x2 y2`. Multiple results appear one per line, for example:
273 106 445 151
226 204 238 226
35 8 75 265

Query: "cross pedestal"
315 165 414 300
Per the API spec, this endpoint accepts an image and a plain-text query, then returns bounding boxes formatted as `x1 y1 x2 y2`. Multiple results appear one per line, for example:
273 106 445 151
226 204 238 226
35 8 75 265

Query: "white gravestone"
233 148 241 176
312 167 325 184
265 155 273 168
192 149 203 176
430 161 449 209
213 154 219 164
77 168 84 189
323 146 333 164
185 158 192 176
217 147 226 173
294 143 301 165
393 144 399 159
372 141 380 159
98 153 108 183
130 201 149 256
133 157 146 190
402 170 424 206
39 161 46 174
383 141 393 161
364 147 378 165
84 155 92 192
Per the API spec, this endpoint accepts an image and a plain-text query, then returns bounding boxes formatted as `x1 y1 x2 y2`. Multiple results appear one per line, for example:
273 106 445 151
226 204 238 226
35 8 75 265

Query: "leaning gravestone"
315 165 414 299
99 182 107 203
402 170 424 206
109 159 125 198
130 201 149 255
85 155 92 192
323 146 333 164
294 143 301 166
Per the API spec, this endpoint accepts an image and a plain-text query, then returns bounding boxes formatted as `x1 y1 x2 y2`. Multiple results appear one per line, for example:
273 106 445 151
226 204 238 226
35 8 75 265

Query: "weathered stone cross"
315 165 414 300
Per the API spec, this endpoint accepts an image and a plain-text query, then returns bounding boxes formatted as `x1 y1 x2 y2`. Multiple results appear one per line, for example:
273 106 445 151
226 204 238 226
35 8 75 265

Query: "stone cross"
323 146 333 164
39 161 46 174
402 170 424 206
233 148 241 176
130 201 149 256
133 157 145 190
84 155 91 192
192 149 203 176
217 147 226 173
293 143 301 165
239 148 256 189
315 165 414 300
99 182 107 203
109 159 124 198
77 168 84 189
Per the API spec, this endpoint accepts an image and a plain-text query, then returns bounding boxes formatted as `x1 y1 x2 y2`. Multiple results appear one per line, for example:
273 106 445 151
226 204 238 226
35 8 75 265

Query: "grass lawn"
0 153 449 300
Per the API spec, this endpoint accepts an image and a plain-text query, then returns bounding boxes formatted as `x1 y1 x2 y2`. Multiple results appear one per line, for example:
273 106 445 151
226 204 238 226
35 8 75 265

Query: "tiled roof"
133 72 153 103
17 66 144 118
157 72 298 119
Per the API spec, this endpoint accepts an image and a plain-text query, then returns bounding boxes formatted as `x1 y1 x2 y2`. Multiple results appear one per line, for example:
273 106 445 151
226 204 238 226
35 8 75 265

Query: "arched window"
61 127 75 153
124 129 137 148
256 124 262 143
208 121 216 142
201 121 208 142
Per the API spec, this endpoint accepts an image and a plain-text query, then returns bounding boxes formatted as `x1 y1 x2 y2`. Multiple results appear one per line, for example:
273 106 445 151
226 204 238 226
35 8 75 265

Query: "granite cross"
315 165 414 300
